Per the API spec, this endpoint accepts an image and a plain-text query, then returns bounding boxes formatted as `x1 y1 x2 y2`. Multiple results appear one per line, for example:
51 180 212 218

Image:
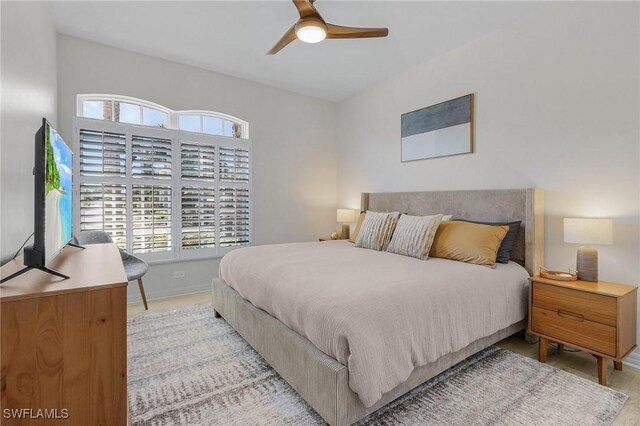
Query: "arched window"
77 95 249 138
177 111 248 139
74 94 251 262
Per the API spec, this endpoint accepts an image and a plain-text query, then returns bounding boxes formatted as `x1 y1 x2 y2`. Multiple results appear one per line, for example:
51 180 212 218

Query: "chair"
73 231 149 310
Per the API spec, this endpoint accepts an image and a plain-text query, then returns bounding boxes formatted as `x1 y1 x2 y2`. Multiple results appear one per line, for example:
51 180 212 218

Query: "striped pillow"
387 214 443 260
354 211 400 251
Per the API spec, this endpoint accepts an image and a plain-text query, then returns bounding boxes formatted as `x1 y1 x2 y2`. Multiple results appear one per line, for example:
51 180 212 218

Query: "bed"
212 188 544 425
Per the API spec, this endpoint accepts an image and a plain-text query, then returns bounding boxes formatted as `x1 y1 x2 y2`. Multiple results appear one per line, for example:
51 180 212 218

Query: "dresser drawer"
532 282 617 326
531 306 616 357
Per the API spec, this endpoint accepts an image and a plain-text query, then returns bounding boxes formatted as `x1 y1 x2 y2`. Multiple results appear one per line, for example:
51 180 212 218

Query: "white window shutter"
75 116 251 262
79 129 126 177
132 135 172 179
181 143 215 181
181 186 216 249
79 183 127 248
131 184 172 253
219 146 249 182
219 187 250 247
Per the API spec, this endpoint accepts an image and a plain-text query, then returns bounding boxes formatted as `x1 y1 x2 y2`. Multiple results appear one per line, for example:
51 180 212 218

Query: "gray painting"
401 94 474 161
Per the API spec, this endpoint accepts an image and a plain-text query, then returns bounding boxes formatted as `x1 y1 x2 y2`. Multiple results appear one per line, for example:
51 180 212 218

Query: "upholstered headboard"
361 188 544 275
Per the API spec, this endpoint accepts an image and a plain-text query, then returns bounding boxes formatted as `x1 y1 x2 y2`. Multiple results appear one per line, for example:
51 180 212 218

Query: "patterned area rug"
128 304 627 425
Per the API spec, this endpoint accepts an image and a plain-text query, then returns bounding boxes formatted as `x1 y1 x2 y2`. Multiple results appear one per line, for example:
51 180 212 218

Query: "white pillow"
354 211 400 251
442 215 453 221
386 214 443 260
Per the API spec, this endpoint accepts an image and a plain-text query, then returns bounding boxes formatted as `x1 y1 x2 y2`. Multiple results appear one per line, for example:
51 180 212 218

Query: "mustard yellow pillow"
429 221 509 266
349 211 366 243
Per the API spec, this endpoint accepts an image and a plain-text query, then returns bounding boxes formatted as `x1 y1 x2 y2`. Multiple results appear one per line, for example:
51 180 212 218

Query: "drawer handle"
557 310 584 321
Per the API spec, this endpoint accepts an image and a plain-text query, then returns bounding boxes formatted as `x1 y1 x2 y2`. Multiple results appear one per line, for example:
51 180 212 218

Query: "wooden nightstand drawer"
532 282 617 326
531 306 616 357
529 276 637 386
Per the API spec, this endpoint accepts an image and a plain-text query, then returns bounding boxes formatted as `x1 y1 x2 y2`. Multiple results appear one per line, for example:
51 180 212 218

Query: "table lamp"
337 209 357 240
563 218 613 282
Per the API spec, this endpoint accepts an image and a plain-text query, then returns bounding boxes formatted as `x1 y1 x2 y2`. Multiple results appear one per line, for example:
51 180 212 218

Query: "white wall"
1 2 58 263
336 2 640 360
57 35 337 302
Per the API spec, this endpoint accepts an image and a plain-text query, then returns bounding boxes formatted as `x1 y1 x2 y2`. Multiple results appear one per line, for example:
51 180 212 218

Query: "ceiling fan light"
296 24 326 43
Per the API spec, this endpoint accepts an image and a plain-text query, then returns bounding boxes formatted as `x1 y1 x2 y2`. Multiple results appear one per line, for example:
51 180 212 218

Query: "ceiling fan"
268 0 389 55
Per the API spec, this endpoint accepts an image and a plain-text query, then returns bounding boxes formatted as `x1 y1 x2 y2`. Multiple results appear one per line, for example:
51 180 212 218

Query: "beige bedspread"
219 240 529 407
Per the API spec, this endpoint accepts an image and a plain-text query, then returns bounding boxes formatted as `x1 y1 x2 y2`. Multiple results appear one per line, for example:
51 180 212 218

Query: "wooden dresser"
529 275 637 385
1 243 128 425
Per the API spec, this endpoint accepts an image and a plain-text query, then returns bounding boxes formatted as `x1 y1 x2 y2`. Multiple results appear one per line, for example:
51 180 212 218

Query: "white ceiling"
48 1 548 102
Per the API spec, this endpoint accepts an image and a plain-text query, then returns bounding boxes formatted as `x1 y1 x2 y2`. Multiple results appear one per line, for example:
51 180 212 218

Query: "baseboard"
623 348 640 370
127 282 211 305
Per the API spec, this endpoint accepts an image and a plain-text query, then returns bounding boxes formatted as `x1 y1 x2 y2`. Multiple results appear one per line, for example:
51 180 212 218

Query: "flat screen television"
1 119 77 284
34 118 74 265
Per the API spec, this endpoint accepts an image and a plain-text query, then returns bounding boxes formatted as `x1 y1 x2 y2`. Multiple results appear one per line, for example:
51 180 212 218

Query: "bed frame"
212 188 544 426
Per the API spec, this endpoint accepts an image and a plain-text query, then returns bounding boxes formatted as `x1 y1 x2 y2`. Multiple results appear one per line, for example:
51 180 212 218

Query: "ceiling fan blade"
292 0 322 19
326 23 389 39
267 25 297 55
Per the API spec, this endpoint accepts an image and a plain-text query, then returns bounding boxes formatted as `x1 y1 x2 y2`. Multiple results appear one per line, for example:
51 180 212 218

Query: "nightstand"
529 276 637 385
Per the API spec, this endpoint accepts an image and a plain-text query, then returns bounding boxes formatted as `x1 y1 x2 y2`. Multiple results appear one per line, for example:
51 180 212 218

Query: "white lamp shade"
563 218 613 245
337 209 357 223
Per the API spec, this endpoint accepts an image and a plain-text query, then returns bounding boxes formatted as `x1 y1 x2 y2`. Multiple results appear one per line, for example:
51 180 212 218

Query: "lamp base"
577 246 598 282
341 223 350 240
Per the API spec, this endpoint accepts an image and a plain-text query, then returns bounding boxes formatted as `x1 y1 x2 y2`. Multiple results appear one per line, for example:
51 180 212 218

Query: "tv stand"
1 243 129 425
0 264 69 284
1 241 85 284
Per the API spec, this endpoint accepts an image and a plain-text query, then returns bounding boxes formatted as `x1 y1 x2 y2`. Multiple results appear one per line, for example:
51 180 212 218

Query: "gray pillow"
460 220 521 264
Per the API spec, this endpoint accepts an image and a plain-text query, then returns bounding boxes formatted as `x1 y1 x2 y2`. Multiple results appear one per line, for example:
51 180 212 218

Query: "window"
177 113 246 138
132 184 172 254
78 129 126 177
79 97 170 128
179 138 217 253
181 186 216 250
131 135 172 179
219 146 250 182
74 97 251 262
79 183 127 249
77 95 248 138
219 187 250 247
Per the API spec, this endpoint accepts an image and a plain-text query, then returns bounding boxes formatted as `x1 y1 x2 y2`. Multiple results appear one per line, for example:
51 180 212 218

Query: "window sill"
145 255 224 266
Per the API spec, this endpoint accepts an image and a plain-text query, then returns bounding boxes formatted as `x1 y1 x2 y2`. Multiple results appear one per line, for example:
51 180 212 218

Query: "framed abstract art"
401 94 474 161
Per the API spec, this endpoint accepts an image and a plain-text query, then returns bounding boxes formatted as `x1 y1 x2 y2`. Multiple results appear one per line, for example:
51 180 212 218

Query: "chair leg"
137 277 148 311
